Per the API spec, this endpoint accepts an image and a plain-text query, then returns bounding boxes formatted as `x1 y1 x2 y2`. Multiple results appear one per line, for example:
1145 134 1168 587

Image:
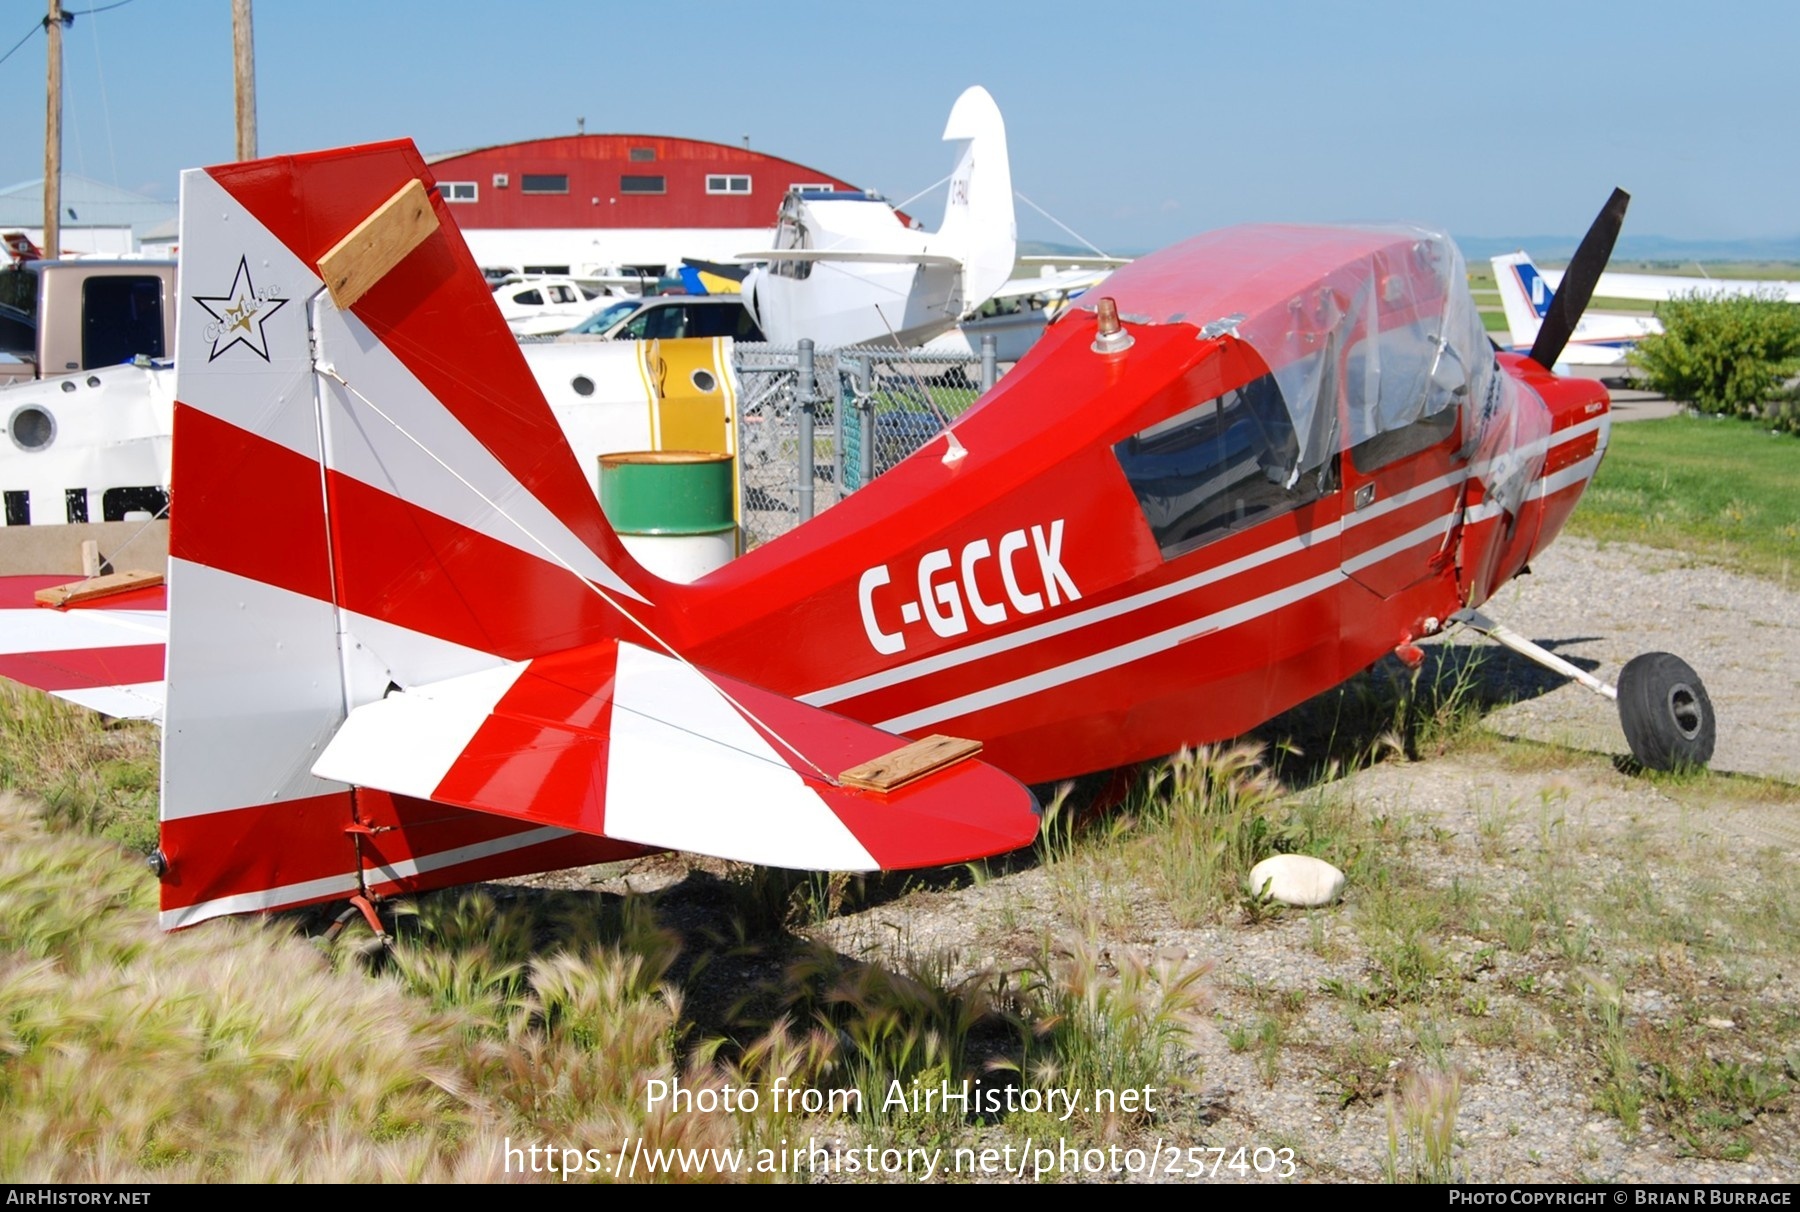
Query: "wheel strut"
1449 608 1617 700
1451 608 1715 771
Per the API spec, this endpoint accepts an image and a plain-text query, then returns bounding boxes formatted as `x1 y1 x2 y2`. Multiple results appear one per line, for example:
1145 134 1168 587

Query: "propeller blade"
1530 187 1630 369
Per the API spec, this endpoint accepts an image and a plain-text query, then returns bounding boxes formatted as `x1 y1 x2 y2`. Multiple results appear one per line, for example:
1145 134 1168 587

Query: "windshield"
568 300 641 335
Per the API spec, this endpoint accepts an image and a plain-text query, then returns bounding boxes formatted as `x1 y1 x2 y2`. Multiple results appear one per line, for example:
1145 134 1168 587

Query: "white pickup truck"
0 258 176 536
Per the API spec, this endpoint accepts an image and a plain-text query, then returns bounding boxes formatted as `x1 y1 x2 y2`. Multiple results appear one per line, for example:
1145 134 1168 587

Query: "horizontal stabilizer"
735 248 961 267
0 575 167 720
313 639 1038 871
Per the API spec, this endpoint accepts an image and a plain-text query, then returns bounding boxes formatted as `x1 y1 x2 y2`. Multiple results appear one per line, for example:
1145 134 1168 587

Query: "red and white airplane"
1 145 1715 930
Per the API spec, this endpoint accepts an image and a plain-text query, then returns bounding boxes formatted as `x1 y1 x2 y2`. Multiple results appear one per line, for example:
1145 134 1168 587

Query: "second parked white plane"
737 85 1018 350
1492 251 1660 367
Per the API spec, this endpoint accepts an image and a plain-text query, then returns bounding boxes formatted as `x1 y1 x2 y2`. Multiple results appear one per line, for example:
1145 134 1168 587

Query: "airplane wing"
1540 268 1800 304
1532 341 1631 367
0 575 167 720
987 266 1114 301
1017 255 1131 269
314 638 1039 871
734 249 962 267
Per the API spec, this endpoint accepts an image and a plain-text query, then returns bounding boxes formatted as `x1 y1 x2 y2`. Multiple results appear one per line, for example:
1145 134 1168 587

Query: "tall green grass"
0 686 157 852
1568 414 1800 583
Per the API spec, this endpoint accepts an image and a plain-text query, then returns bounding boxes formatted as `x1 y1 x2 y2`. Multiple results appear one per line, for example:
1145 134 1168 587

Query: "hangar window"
436 181 477 202
521 174 569 195
620 175 666 194
706 174 752 195
629 147 657 162
1114 371 1328 559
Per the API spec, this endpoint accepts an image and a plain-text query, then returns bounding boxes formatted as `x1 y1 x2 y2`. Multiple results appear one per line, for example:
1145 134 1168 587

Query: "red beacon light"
1091 297 1134 355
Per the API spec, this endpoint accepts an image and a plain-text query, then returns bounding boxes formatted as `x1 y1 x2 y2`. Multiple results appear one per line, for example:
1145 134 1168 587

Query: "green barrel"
598 451 736 536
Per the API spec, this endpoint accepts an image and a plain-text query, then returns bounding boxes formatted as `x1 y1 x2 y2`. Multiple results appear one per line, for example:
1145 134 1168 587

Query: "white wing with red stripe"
313 638 1035 872
0 578 166 721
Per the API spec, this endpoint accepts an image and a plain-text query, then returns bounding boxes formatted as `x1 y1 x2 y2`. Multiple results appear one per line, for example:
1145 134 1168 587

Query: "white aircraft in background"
1536 264 1800 305
1492 251 1660 367
737 85 1018 349
921 261 1118 359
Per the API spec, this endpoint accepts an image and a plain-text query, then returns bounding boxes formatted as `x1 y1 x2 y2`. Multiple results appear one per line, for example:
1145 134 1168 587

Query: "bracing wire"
312 363 843 787
1014 190 1112 260
888 173 951 217
84 0 120 188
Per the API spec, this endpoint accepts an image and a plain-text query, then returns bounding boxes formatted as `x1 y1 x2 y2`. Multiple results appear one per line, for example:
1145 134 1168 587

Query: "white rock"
1246 854 1346 907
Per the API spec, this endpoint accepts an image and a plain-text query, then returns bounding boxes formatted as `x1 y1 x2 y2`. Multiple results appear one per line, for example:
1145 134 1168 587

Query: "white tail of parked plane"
932 84 1016 312
738 85 1019 349
1491 250 1660 367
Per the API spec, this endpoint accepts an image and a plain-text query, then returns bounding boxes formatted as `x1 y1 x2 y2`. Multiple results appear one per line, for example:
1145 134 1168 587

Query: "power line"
0 21 42 72
0 0 135 72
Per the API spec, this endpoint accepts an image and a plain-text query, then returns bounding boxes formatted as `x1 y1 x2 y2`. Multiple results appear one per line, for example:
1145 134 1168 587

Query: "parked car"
557 295 765 343
493 276 614 337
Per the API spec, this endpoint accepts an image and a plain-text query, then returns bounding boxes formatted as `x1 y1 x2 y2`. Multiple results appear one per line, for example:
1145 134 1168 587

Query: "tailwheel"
1617 652 1716 771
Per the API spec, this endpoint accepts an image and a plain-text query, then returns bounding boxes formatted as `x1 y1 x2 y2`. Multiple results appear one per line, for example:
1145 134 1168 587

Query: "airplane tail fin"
932 85 1017 311
1491 251 1552 349
161 141 664 926
158 140 1037 928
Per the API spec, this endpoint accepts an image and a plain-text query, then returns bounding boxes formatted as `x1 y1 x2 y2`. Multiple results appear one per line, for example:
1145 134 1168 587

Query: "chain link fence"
732 340 1002 549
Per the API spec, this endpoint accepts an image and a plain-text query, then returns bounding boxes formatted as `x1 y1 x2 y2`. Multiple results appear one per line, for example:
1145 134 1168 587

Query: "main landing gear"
1450 608 1716 772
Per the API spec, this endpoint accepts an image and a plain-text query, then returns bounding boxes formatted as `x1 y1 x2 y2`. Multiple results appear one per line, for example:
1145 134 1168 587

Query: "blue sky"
0 0 1793 254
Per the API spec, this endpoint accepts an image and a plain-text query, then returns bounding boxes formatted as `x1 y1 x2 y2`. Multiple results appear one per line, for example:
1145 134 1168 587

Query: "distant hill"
1456 233 1800 264
1025 235 1800 267
1018 239 1142 259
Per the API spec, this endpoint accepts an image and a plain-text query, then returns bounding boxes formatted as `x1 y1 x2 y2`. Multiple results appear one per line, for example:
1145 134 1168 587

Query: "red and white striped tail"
161 142 666 928
160 141 1038 928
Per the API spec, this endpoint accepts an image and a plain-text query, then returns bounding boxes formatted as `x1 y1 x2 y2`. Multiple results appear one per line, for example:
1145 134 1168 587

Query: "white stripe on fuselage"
843 426 1601 732
159 868 362 930
159 822 578 929
877 511 1456 734
364 824 572 887
806 413 1608 712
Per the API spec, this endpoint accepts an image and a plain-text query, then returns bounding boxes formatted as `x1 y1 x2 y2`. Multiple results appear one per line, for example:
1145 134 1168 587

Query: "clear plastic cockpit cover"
1084 224 1551 518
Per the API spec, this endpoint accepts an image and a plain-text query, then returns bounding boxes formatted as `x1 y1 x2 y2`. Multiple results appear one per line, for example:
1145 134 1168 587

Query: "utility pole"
43 0 67 258
232 0 256 161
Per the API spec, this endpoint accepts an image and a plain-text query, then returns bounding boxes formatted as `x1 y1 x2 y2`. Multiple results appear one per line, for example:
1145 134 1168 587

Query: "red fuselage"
666 239 1609 783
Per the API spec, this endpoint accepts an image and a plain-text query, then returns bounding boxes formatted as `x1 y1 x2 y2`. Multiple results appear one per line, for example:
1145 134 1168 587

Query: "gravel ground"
1481 536 1800 789
535 533 1799 1184
792 536 1800 1184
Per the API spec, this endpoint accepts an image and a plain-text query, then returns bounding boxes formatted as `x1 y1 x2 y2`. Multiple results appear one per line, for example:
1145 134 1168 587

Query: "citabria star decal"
193 255 290 362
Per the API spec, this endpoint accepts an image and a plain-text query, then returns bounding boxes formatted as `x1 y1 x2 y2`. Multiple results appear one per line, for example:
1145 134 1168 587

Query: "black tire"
1617 652 1716 771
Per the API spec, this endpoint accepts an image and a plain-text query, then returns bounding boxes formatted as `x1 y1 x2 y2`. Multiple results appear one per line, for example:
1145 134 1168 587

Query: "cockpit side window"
1345 320 1468 473
1114 371 1330 560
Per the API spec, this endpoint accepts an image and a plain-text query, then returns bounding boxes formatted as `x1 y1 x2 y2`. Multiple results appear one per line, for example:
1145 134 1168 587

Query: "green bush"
1629 289 1800 431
